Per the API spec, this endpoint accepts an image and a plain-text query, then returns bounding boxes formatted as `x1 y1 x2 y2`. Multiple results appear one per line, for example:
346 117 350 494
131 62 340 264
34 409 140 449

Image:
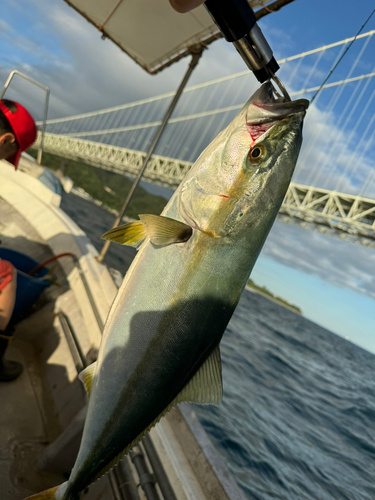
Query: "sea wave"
194 290 375 499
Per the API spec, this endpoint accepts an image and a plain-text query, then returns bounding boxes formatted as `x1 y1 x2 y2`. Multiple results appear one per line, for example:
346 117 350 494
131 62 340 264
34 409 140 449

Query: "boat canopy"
63 0 295 73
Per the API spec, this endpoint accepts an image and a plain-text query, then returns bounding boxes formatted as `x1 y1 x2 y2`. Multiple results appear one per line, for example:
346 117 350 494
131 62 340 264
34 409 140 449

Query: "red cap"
0 100 37 169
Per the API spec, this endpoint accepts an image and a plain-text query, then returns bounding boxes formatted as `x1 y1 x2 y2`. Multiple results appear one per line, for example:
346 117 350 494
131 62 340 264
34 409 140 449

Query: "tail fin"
24 486 59 499
24 483 80 500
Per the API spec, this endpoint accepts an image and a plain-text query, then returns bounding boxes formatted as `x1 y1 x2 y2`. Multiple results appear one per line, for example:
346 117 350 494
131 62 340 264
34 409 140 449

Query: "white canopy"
63 0 293 73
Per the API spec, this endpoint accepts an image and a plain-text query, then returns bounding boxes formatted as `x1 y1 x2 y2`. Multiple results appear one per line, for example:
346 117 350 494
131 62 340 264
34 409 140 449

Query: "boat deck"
1 334 64 498
0 197 114 499
0 197 66 498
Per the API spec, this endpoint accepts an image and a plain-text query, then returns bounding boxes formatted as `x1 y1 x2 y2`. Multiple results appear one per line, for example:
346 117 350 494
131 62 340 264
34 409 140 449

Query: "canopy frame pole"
97 47 203 264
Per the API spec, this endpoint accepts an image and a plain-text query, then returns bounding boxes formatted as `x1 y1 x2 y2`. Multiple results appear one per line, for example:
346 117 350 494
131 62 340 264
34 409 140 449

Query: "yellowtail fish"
26 82 308 500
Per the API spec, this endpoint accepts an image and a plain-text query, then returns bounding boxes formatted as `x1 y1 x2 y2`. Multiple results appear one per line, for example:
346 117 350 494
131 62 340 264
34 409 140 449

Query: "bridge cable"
333 83 375 192
311 8 375 104
310 37 372 188
359 127 375 196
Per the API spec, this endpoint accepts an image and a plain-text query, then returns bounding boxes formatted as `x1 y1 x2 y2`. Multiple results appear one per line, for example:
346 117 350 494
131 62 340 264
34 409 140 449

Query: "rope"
311 8 375 103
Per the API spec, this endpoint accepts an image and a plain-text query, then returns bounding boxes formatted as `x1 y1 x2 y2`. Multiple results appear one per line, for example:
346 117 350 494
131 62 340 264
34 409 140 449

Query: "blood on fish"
252 101 264 108
247 121 275 142
217 194 229 199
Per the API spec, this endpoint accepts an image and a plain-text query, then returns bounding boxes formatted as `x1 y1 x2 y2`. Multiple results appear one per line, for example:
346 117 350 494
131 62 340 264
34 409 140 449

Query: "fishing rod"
205 0 290 99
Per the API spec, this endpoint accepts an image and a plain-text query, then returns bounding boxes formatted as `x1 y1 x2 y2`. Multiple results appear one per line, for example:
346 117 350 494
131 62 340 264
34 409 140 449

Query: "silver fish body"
26 82 308 500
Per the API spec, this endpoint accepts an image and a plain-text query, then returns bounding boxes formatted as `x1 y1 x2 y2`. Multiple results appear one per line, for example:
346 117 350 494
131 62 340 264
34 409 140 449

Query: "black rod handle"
204 0 257 42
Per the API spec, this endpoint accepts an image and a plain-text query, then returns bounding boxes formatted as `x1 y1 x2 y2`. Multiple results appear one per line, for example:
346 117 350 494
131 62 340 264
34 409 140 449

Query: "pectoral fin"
139 214 192 246
101 221 146 248
101 214 192 248
78 361 97 397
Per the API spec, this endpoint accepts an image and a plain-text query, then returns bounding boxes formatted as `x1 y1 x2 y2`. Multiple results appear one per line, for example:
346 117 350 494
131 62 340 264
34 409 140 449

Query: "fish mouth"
247 81 309 142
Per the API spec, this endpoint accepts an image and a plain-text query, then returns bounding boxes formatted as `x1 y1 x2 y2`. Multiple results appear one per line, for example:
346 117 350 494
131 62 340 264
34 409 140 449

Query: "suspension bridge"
33 31 375 248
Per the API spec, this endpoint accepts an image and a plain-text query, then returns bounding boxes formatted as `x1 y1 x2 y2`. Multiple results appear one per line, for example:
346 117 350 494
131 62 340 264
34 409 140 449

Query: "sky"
1 0 375 353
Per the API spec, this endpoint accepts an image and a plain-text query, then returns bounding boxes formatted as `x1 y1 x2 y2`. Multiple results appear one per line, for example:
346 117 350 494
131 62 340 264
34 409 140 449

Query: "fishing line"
311 8 375 104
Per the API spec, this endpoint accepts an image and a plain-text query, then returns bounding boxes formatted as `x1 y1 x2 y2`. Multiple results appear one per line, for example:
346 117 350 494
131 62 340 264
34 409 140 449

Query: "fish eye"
248 144 266 165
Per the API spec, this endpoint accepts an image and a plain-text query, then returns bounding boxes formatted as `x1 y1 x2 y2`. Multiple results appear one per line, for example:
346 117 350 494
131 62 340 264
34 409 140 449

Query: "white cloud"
1 0 196 118
0 19 10 31
291 92 375 199
262 220 375 298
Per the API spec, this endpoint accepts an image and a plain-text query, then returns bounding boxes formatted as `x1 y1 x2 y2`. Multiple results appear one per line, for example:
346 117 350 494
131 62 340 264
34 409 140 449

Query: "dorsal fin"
78 362 97 398
92 346 222 482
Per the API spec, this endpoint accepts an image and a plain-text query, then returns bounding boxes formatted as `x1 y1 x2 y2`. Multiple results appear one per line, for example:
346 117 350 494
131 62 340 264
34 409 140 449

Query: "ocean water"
61 192 375 500
193 293 375 500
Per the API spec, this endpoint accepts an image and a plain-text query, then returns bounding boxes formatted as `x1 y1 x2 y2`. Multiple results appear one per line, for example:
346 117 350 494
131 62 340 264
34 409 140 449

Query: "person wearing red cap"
0 99 37 381
0 99 37 168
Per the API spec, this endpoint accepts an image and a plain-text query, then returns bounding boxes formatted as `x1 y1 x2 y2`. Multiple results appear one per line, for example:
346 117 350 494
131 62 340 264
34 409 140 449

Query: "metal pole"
130 446 160 500
97 47 203 264
0 70 50 165
108 468 126 500
143 434 177 500
38 86 50 165
114 458 141 500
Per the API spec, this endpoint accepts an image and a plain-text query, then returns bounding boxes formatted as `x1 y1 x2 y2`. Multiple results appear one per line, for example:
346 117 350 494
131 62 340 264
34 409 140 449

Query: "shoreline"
70 188 136 222
245 285 302 315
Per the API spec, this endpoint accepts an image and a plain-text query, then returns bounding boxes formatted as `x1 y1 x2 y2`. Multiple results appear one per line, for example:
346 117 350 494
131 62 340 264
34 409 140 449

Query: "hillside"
247 278 302 315
27 149 168 219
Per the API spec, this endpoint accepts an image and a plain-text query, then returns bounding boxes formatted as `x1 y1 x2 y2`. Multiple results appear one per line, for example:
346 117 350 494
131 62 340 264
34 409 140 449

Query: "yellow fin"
92 346 222 483
176 345 222 405
101 221 146 248
23 485 59 499
78 362 97 398
139 214 192 246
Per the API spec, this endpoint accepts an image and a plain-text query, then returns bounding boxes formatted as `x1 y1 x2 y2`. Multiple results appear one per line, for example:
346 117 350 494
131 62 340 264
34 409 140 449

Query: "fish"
26 81 308 500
